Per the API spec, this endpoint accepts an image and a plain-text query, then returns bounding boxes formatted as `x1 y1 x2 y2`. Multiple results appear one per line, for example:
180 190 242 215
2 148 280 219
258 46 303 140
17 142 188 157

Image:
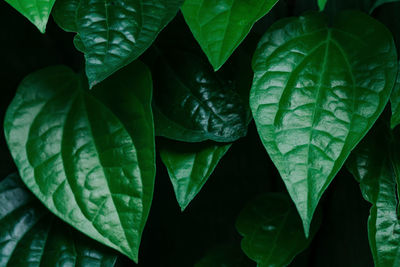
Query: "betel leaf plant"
2 0 400 266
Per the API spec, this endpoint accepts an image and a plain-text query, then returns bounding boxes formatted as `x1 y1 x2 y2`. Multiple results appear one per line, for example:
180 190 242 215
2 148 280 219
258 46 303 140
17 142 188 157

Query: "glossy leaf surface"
181 0 279 70
347 121 400 266
4 0 55 33
236 193 320 267
160 140 231 210
0 173 118 267
4 62 155 262
391 62 400 128
152 48 248 142
250 11 397 234
53 0 183 87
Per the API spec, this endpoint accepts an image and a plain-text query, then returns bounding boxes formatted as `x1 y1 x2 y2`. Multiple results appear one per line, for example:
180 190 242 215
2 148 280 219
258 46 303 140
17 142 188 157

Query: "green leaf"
346 120 400 266
4 0 55 33
370 0 400 13
250 11 397 235
391 62 400 128
181 0 279 71
318 0 328 10
52 0 183 87
4 61 155 262
236 193 321 267
0 173 118 266
152 48 249 143
159 140 231 210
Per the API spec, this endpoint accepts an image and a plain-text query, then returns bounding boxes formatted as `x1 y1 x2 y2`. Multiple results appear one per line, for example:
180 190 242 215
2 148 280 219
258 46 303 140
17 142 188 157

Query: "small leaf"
236 193 321 267
346 120 400 266
250 11 397 235
391 62 400 128
152 48 249 143
4 0 55 33
53 0 184 87
318 0 328 10
181 0 279 70
4 61 155 262
0 173 118 267
159 140 231 210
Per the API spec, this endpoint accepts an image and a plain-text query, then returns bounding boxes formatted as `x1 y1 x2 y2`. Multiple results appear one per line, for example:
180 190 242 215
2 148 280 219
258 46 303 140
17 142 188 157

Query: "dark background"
3 0 395 265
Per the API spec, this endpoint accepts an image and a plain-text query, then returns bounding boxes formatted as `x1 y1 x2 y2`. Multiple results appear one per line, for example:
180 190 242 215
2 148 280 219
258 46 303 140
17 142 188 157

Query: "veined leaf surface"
4 61 155 262
4 0 55 33
347 121 400 266
181 0 279 70
0 173 118 267
250 11 397 234
53 0 184 87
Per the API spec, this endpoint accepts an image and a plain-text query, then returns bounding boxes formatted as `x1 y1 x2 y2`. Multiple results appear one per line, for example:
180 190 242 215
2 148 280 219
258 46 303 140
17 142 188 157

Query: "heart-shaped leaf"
250 11 397 235
151 48 249 143
347 120 400 267
159 140 231 210
53 0 184 87
4 61 155 262
4 0 55 33
181 0 279 71
236 193 321 266
0 173 119 266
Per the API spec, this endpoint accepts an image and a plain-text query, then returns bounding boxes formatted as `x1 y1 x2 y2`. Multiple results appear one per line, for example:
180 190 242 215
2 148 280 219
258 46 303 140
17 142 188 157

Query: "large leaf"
0 173 118 266
236 193 321 267
4 61 155 262
52 0 183 87
159 140 231 210
152 48 249 143
346 121 400 266
181 0 279 71
250 11 397 235
4 0 55 33
391 62 400 128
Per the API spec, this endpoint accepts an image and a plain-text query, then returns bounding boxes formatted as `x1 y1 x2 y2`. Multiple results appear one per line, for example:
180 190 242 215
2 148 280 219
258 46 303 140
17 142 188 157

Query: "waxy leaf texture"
250 11 397 235
0 173 118 267
236 194 320 267
4 62 155 262
53 0 184 87
181 0 279 71
4 0 55 33
347 122 400 266
152 48 248 143
159 140 231 210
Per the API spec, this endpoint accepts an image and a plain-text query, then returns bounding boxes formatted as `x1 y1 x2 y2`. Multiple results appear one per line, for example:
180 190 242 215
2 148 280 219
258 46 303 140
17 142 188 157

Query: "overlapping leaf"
0 173 118 266
181 0 279 71
4 61 155 262
4 0 55 33
151 48 248 143
159 140 231 210
53 0 184 87
236 193 321 266
194 244 252 267
347 121 400 266
250 11 397 234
